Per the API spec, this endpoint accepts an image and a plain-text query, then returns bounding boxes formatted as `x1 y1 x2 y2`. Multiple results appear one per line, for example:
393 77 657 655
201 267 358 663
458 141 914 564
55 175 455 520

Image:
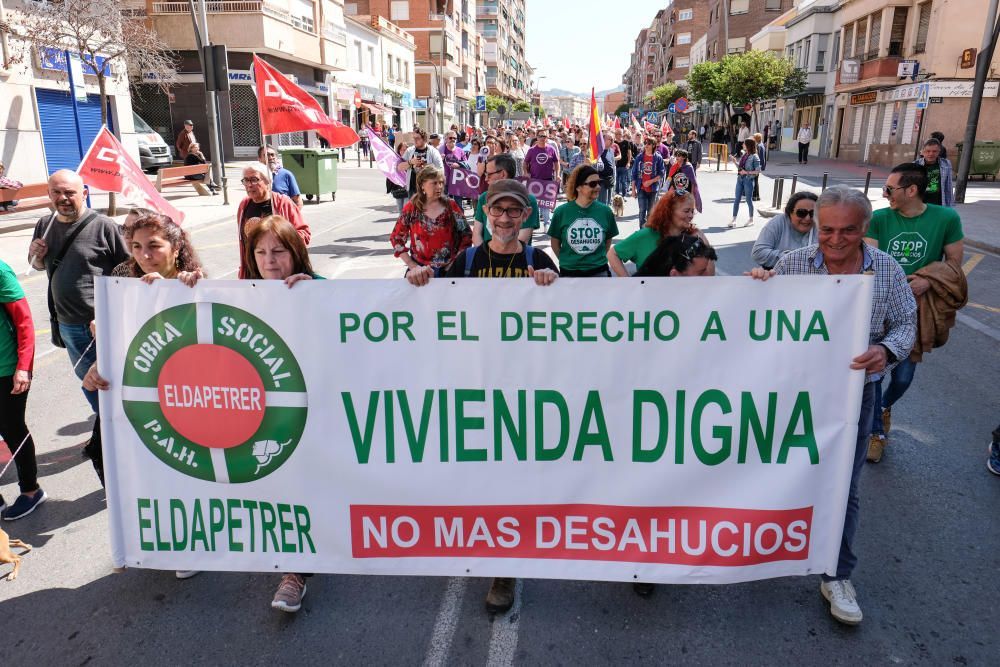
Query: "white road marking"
422 577 468 667
486 578 524 667
957 311 1000 343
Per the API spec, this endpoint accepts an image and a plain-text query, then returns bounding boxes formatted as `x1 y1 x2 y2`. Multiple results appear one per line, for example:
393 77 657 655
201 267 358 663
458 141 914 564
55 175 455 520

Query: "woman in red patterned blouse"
390 166 471 281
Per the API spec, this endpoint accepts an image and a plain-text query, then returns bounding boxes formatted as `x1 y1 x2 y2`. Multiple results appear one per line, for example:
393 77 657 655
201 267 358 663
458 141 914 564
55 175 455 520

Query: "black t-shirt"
445 243 557 279
242 199 273 224
615 140 634 168
408 146 429 194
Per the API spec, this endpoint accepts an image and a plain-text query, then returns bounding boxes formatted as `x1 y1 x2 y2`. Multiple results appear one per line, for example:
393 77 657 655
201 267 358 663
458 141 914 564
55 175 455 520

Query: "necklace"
487 244 519 277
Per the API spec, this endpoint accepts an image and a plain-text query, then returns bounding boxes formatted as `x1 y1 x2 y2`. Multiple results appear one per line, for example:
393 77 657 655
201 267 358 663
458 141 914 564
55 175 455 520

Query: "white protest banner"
96 276 871 584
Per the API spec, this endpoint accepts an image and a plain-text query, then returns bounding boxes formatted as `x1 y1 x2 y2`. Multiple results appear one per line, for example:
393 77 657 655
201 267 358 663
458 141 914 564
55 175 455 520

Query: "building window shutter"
867 14 881 59
914 2 931 53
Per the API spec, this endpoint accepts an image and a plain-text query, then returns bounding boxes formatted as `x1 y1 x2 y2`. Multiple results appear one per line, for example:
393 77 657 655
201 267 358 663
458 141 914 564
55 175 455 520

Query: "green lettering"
534 390 569 461
500 312 522 341
227 499 244 552
576 312 598 342
393 311 415 341
343 391 380 464
455 389 487 461
749 310 771 341
208 498 225 551
170 499 188 551
700 311 727 341
527 311 546 341
278 503 296 553
339 313 360 342
692 390 732 465
601 311 624 342
804 311 830 341
573 390 612 460
551 311 574 341
778 392 818 464
243 500 258 552
632 390 668 463
398 390 434 463
259 502 280 553
738 392 777 463
294 506 316 554
675 390 686 464
777 310 800 340
653 311 679 341
138 498 154 551
437 311 458 340
384 390 395 463
153 499 170 551
493 389 527 461
190 499 210 551
439 389 450 462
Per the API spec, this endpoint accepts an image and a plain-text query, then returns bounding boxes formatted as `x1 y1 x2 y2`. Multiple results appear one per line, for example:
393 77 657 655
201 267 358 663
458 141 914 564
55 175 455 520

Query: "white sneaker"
728 218 737 228
175 570 201 580
745 217 754 227
820 579 863 625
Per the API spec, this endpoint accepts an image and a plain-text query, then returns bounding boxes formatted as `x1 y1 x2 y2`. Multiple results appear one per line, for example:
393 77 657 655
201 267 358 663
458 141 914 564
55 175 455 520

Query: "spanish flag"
588 88 604 162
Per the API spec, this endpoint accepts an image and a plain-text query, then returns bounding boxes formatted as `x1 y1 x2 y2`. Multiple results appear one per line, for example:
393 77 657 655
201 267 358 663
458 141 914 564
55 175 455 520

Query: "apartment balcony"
149 1 337 68
836 54 903 91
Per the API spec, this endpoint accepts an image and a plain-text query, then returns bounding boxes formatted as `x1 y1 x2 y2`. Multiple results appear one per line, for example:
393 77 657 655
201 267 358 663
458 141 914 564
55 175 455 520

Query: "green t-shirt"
0 259 26 376
548 200 619 272
613 227 660 269
475 191 541 242
866 204 963 275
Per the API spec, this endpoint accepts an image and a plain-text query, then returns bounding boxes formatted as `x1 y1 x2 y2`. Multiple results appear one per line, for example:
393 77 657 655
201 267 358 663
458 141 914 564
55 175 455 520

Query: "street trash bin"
954 141 1000 181
279 147 339 201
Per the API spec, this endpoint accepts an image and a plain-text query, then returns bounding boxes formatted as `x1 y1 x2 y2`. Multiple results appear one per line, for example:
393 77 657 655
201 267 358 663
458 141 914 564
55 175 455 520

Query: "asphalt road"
1 165 999 666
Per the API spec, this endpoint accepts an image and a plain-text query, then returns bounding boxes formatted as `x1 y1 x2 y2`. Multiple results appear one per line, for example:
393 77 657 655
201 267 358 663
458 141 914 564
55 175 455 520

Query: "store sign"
879 80 1000 102
849 91 877 105
840 59 860 84
38 47 111 76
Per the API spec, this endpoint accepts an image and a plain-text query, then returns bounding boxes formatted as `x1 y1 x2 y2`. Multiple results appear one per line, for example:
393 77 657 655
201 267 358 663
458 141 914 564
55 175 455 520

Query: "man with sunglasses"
472 154 540 247
863 162 964 463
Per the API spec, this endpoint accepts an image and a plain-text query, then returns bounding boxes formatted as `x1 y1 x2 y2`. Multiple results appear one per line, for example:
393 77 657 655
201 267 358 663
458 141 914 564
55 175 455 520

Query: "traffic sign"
475 95 486 112
353 90 362 108
667 103 676 114
645 111 658 122
675 97 689 113
915 83 930 109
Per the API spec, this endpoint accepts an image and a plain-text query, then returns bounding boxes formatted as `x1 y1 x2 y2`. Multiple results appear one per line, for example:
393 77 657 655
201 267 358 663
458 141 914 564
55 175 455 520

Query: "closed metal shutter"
36 88 112 175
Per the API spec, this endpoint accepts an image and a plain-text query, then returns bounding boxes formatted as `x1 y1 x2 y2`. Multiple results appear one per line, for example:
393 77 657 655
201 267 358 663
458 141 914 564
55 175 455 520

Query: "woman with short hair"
236 161 309 278
750 191 818 269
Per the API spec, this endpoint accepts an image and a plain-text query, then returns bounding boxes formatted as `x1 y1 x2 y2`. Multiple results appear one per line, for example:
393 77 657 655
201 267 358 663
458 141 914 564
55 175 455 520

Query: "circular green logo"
122 303 308 483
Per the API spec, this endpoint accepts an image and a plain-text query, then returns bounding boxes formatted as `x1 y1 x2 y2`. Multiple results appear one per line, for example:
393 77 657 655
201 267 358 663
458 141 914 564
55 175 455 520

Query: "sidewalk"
752 150 1000 255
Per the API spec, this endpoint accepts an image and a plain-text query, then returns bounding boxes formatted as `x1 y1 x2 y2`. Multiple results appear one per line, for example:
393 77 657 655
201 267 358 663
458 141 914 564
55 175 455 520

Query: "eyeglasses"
241 177 263 185
265 152 277 158
582 180 601 189
488 205 525 218
485 169 504 178
794 208 815 218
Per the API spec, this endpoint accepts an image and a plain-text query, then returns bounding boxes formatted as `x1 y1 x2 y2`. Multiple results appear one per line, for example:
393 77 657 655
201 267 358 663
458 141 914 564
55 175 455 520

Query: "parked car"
134 112 172 172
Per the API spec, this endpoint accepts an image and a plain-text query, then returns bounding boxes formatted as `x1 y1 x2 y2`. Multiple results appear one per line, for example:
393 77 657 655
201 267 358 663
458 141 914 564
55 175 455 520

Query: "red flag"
77 127 184 224
525 118 533 128
466 125 473 137
588 88 604 162
563 116 570 129
613 117 621 130
644 120 657 133
660 116 673 136
253 55 358 148
632 114 643 133
543 116 550 127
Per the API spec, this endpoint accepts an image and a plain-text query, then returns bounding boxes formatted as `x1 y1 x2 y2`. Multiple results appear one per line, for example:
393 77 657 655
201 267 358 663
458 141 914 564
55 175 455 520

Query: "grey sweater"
751 213 817 269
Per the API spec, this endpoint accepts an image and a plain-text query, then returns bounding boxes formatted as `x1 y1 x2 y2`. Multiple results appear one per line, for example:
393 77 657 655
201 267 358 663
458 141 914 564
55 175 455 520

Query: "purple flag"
367 128 407 188
446 165 484 199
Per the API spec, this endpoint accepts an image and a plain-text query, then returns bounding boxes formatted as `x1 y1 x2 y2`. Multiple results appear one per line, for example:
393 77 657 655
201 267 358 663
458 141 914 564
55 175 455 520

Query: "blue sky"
525 0 668 94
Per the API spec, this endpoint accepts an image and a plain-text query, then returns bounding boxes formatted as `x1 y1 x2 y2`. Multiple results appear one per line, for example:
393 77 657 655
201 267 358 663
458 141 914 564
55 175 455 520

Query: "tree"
9 0 176 212
648 82 687 111
512 100 531 112
531 105 546 118
468 94 507 113
688 51 805 127
614 103 630 116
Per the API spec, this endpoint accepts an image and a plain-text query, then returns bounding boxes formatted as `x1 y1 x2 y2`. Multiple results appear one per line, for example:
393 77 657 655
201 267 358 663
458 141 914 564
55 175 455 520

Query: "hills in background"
542 85 624 99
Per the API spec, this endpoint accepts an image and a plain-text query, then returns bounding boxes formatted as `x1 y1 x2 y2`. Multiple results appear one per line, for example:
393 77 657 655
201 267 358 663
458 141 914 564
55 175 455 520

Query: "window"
677 32 691 45
678 8 692 21
889 7 908 57
765 0 782 10
390 0 409 21
730 0 749 14
728 37 746 54
853 21 866 60
831 30 841 69
676 56 690 68
345 2 357 14
397 57 403 81
816 34 829 72
352 40 362 71
914 2 931 53
368 46 375 75
387 55 394 80
867 13 881 59
291 0 315 32
404 62 409 83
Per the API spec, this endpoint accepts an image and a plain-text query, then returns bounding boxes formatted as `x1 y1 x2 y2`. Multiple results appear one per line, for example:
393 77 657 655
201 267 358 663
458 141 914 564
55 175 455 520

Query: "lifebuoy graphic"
122 303 308 483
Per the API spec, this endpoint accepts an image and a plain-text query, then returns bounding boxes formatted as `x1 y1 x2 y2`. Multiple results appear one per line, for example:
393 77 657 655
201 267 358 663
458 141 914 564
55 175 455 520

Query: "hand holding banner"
77 127 185 224
253 55 359 148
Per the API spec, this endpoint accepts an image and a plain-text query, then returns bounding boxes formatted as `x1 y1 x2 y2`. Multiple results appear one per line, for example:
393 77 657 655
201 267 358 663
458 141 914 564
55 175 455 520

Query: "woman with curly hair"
111 209 203 284
607 189 698 277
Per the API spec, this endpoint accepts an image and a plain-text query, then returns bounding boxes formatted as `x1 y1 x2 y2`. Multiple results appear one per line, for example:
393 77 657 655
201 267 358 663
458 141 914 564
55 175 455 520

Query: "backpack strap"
463 246 477 277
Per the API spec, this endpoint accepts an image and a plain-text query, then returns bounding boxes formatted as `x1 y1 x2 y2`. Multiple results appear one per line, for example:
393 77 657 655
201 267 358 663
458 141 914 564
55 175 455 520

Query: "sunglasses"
680 235 707 261
794 208 815 218
883 184 904 195
582 180 601 189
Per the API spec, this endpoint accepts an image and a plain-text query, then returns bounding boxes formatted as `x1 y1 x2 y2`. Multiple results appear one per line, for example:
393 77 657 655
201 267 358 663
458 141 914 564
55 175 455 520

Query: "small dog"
0 526 31 581
612 193 625 217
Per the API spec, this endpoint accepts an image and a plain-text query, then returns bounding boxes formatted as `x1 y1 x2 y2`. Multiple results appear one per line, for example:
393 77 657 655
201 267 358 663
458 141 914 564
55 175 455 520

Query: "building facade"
340 14 417 133
705 0 794 60
476 0 530 102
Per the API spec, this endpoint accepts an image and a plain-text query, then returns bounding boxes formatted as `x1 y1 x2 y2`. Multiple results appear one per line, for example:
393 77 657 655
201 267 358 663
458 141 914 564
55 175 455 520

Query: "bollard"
369 149 374 168
771 177 782 208
790 174 798 196
221 175 229 206
717 154 721 171
864 170 872 196
357 145 361 167
821 172 828 191
776 178 784 209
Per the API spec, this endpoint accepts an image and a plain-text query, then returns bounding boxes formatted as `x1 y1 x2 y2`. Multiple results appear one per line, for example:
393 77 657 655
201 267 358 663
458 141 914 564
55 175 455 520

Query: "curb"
966 238 1000 256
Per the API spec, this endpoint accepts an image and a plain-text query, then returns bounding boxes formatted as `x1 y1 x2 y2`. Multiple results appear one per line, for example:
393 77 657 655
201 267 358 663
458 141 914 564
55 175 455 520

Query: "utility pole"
188 0 224 192
955 0 1000 204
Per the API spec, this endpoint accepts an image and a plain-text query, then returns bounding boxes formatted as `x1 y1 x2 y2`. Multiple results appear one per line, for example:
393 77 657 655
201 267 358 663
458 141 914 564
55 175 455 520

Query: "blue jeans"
823 382 876 581
598 185 613 205
733 176 755 218
615 168 630 196
395 197 406 214
871 357 917 435
540 206 551 227
637 189 655 228
59 322 99 413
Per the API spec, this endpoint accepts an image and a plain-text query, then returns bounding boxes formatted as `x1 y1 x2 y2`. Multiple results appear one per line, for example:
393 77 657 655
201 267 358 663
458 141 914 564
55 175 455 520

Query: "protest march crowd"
0 107 985 628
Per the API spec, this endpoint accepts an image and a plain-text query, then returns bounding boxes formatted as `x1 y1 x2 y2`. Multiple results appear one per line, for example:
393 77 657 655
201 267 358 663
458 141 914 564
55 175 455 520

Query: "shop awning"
362 102 393 117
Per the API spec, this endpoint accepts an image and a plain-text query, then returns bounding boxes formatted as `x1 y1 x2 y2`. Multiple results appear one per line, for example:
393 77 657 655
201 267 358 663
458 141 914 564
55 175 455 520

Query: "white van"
134 112 172 172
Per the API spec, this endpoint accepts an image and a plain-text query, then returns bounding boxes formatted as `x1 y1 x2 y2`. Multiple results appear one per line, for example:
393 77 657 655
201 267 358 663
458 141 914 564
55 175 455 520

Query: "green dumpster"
279 147 339 201
954 141 1000 181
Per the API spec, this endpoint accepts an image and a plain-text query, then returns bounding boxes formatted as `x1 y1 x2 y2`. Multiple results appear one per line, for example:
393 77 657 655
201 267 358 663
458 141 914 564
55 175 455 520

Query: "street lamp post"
534 75 547 119
415 59 444 134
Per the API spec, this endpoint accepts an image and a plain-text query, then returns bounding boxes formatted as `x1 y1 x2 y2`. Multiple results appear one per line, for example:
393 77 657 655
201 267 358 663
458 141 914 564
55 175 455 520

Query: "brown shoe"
271 573 307 612
867 434 886 463
882 408 892 434
485 577 516 613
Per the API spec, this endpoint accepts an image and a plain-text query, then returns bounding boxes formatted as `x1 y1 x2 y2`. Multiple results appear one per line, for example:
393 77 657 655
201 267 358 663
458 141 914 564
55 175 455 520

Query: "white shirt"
797 127 813 143
738 126 751 142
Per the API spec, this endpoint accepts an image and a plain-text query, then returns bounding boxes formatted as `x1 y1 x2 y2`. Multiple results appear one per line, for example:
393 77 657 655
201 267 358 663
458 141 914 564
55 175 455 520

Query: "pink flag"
77 127 184 223
367 128 407 188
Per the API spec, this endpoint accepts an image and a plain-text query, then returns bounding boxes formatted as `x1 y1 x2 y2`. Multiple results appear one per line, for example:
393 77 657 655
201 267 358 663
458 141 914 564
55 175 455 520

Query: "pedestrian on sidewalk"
684 130 702 170
175 120 196 160
797 122 812 164
863 162 964 463
750 191 818 269
0 160 23 210
914 138 954 207
258 146 302 208
748 186 917 626
729 138 760 228
0 257 44 521
752 132 767 202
